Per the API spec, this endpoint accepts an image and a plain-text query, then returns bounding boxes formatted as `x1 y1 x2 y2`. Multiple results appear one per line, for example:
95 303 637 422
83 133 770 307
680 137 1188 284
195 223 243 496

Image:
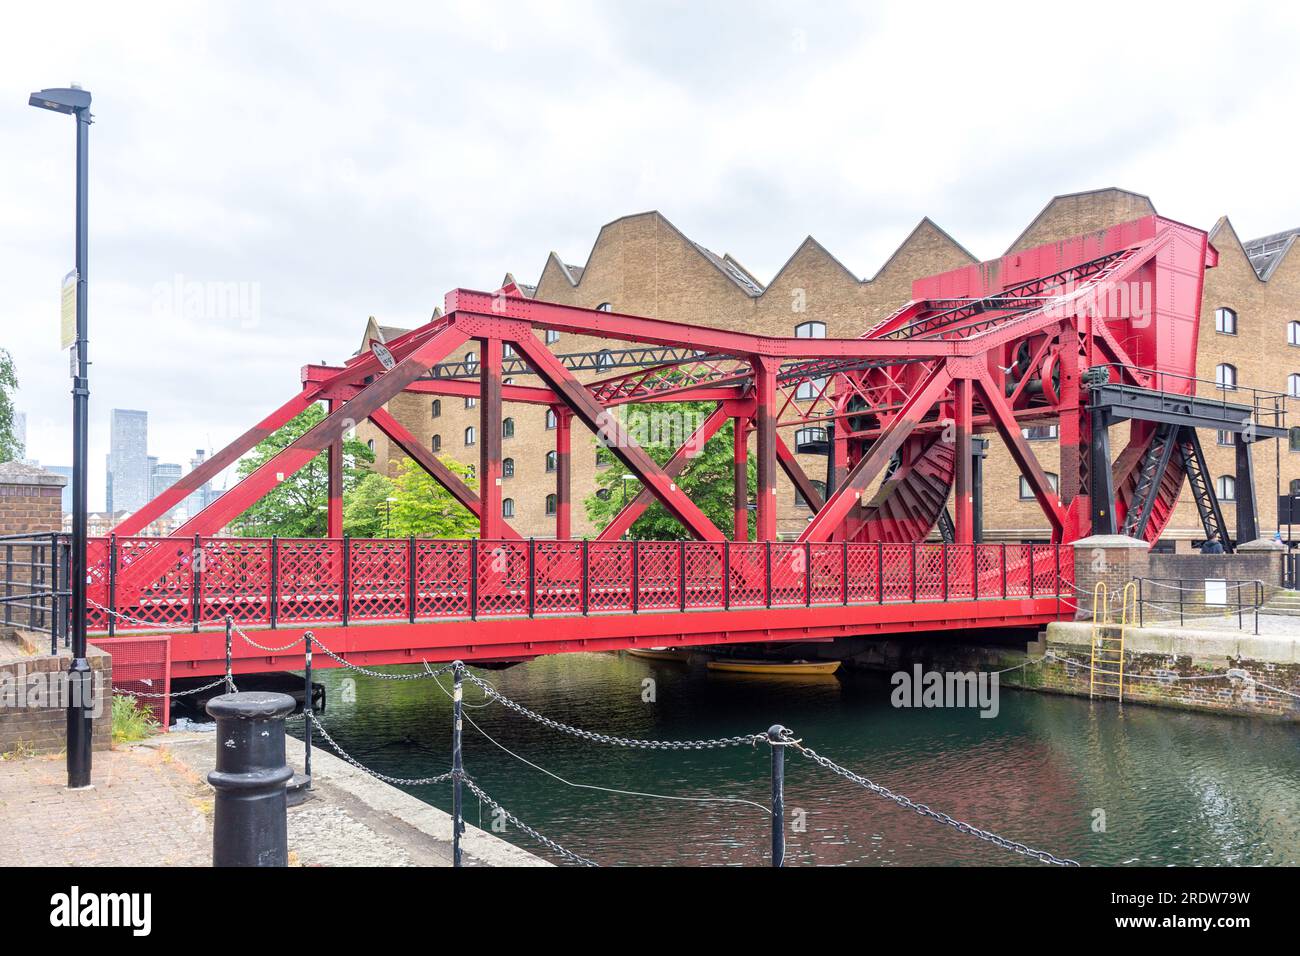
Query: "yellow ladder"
1089 582 1132 701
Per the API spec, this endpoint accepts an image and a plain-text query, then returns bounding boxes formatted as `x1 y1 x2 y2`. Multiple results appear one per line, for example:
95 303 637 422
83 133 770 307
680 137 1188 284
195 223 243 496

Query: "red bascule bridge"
81 215 1283 700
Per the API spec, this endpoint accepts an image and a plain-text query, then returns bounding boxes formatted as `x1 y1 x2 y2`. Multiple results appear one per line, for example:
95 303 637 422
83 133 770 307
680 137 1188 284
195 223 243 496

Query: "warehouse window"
795 321 826 338
1290 321 1300 346
795 480 827 510
545 329 561 345
464 350 477 373
1291 427 1300 452
545 494 557 516
503 417 515 439
545 451 557 473
502 458 514 479
431 434 442 453
1289 374 1300 398
366 439 375 453
1019 472 1058 499
464 426 476 446
1214 307 1237 335
1022 425 1058 441
1216 475 1236 502
502 498 515 518
465 396 477 409
1216 430 1234 447
431 399 441 418
596 350 614 371
545 409 557 429
1215 364 1237 391
596 302 613 312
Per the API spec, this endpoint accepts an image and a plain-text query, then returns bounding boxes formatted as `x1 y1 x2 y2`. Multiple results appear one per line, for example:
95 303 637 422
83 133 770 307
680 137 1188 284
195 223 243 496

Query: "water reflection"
292 651 1300 867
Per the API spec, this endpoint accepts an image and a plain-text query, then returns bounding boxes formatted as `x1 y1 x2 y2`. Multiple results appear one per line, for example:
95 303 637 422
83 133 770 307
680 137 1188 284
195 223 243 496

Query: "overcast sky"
2 0 1298 509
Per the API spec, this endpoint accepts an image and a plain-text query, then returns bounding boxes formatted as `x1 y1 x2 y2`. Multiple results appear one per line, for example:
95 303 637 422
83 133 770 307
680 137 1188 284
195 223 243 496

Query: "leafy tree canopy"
0 349 20 463
584 400 755 540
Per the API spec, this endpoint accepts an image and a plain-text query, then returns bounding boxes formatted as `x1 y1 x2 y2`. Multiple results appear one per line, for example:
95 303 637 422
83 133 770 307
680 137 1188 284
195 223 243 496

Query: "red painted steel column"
327 399 344 538
829 422 848 542
555 408 571 540
733 416 749 541
1057 328 1083 509
953 376 973 544
479 338 503 539
755 358 778 542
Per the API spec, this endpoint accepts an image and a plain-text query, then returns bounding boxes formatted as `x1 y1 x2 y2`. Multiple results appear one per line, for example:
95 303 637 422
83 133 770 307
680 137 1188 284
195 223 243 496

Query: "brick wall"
1013 625 1300 721
0 632 112 754
0 462 66 535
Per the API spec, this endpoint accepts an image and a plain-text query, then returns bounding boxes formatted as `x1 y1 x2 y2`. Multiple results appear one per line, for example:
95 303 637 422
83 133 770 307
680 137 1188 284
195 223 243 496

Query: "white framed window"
502 417 515 439
502 458 514 479
366 438 375 453
1022 424 1058 441
1289 321 1300 346
796 377 827 402
1216 475 1236 501
465 396 477 409
795 321 826 339
502 498 515 518
1289 374 1300 398
464 426 476 446
1019 472 1058 499
596 302 613 312
1214 307 1237 335
545 451 557 473
464 350 477 373
503 343 515 358
1216 430 1234 447
545 493 557 516
1215 363 1237 391
545 409 557 430
545 329 560 345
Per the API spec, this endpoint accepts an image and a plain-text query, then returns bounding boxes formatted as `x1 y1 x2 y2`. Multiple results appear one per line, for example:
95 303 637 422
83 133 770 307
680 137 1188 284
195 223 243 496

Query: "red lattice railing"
86 535 1072 633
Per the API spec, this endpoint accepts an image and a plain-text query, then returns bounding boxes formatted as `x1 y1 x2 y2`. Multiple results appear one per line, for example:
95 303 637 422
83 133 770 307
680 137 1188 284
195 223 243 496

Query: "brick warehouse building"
354 188 1300 547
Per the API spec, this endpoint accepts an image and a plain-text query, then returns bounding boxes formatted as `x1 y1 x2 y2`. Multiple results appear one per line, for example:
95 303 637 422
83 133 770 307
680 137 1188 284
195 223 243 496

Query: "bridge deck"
85 537 1073 682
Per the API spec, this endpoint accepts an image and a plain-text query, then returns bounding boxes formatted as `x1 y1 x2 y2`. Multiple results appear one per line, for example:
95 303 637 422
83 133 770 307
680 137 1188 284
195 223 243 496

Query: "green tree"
584 401 756 540
388 455 479 537
343 471 396 537
229 404 374 537
0 349 19 462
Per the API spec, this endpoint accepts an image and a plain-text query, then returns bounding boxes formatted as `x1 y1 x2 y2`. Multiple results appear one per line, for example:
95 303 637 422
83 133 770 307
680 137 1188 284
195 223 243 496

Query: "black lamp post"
29 85 94 789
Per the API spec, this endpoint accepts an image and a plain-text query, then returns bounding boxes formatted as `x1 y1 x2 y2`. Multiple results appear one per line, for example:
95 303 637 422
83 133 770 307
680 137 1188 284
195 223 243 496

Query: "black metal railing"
1135 577 1264 635
0 531 71 653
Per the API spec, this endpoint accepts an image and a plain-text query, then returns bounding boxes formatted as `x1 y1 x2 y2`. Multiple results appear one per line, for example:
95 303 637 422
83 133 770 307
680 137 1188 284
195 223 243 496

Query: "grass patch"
112 693 160 744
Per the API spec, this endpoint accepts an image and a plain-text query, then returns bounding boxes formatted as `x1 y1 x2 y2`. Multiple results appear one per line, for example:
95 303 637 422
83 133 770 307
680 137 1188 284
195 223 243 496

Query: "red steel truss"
94 214 1214 670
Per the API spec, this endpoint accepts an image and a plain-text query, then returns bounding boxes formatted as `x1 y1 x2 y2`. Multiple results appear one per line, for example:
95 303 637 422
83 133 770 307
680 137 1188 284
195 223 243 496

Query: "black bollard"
768 724 788 868
206 692 296 867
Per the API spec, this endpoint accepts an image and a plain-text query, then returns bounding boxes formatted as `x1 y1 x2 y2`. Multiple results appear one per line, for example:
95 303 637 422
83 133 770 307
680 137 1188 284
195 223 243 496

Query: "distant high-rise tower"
151 461 183 506
107 409 149 514
185 449 215 518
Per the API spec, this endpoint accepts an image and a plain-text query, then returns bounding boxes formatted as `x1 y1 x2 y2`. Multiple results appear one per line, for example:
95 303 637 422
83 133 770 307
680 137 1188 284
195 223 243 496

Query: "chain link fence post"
452 660 465 867
767 724 789 867
224 615 234 694
303 631 314 790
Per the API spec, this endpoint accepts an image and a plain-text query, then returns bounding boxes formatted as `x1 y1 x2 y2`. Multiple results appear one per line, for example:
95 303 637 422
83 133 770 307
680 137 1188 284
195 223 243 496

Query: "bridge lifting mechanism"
84 214 1282 674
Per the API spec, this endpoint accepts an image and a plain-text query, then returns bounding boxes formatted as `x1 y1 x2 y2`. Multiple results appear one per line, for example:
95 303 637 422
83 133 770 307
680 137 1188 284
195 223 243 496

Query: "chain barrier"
121 676 229 700
790 739 1080 867
462 672 765 750
306 711 454 787
460 776 599 867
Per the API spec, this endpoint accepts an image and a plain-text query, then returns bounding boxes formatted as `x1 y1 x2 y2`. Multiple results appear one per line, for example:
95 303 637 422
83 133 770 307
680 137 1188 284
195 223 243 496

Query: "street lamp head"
28 86 91 115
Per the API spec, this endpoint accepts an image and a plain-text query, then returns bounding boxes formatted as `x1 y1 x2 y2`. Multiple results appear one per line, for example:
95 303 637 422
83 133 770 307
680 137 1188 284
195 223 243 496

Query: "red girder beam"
755 358 778 541
368 407 521 540
112 386 320 536
953 376 973 544
775 432 825 513
503 324 726 542
478 337 504 539
733 415 749 541
800 362 954 543
327 399 343 538
555 409 571 539
973 368 1066 538
597 403 730 541
168 323 471 539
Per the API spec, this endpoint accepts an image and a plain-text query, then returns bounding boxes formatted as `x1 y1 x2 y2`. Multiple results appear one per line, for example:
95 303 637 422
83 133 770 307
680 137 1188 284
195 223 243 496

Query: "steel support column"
755 357 778 541
733 416 749 541
953 376 974 544
326 399 343 538
1090 406 1116 535
1235 436 1259 545
555 408 571 540
478 338 503 539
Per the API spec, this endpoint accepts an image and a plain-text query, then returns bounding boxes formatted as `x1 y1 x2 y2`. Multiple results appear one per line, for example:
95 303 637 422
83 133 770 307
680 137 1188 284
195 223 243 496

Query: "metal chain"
231 620 305 653
122 677 229 699
792 741 1080 867
306 711 454 787
461 672 764 750
311 640 456 681
461 776 598 867
87 598 195 632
